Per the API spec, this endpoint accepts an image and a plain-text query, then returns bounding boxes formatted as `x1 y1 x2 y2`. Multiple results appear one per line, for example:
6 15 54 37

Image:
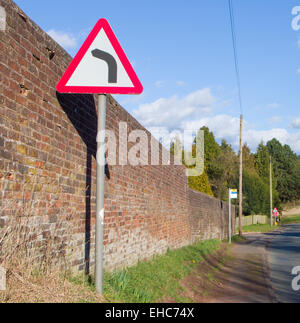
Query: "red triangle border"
56 19 143 95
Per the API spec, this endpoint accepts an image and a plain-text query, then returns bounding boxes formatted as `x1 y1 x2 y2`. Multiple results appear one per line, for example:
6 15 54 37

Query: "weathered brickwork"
0 0 235 272
189 189 236 242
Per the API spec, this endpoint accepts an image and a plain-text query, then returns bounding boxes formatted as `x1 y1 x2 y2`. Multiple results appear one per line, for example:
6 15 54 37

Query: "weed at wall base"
68 239 221 303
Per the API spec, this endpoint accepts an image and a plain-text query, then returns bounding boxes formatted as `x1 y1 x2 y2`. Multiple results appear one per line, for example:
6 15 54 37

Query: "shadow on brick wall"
56 92 110 274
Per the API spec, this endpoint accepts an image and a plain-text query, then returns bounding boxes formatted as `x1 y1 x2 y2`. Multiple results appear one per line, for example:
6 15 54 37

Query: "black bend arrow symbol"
91 49 118 84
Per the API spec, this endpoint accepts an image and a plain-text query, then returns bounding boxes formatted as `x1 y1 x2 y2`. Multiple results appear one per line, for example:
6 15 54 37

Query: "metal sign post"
95 94 106 295
229 189 237 243
56 18 143 296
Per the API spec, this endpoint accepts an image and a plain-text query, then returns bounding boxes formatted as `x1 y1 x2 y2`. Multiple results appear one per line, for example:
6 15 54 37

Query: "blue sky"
14 0 300 153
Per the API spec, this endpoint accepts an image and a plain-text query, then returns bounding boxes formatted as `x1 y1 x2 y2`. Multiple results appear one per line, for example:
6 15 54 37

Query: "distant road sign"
230 189 238 199
56 18 143 94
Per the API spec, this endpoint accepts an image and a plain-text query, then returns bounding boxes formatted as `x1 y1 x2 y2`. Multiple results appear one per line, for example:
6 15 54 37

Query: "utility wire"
228 0 243 115
228 0 243 236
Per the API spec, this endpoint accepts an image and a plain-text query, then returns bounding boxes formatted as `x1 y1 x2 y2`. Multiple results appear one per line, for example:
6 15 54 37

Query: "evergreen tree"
255 142 270 179
267 139 300 202
201 126 223 197
188 172 214 196
170 136 213 196
171 130 300 214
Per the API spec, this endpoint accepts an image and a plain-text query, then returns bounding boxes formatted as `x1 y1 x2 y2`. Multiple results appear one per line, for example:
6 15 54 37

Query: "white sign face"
230 189 238 199
67 29 133 88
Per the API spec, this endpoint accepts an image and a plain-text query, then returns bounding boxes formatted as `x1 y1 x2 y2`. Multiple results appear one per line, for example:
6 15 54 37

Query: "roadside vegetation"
241 223 278 233
176 127 300 216
70 239 221 303
0 192 104 303
238 213 300 233
1 237 222 303
231 235 247 243
104 239 221 302
1 270 104 303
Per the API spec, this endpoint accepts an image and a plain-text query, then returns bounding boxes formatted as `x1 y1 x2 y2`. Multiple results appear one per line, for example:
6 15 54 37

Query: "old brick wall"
189 189 236 242
0 0 235 273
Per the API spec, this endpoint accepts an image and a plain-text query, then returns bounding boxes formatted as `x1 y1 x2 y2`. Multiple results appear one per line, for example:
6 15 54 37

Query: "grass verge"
231 235 247 243
239 223 278 233
70 239 221 303
234 214 300 234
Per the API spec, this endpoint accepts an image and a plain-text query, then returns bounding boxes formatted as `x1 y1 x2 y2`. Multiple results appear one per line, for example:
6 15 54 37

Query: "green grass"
240 223 278 233
69 239 220 303
231 234 247 243
281 214 300 225
234 214 300 234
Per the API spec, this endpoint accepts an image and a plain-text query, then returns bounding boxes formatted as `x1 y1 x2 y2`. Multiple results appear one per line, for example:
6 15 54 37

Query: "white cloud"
244 129 300 153
297 68 300 74
244 128 288 150
290 118 300 129
179 116 300 153
184 118 300 153
133 88 215 130
47 29 77 49
132 89 300 153
182 114 240 146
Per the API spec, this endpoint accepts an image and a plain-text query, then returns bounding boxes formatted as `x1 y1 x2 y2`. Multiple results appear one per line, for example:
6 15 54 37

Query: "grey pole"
229 189 232 244
95 94 106 295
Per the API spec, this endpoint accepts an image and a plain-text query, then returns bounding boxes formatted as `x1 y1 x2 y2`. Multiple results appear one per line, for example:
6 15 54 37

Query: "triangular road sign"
56 19 143 94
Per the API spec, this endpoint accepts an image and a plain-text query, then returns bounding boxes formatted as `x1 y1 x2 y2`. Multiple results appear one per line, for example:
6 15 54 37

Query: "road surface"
268 224 300 303
194 226 300 303
180 225 300 303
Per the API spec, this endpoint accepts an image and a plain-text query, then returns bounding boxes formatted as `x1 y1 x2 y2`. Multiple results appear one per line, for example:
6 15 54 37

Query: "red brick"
0 0 236 273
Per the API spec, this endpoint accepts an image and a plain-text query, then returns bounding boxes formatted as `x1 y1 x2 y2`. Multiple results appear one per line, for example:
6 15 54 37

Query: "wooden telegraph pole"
239 114 243 236
270 156 273 227
228 0 243 235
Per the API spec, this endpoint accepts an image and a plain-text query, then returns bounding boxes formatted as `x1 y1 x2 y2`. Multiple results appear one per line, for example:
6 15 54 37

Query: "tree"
267 139 300 203
242 170 269 215
255 141 281 212
238 144 270 215
188 172 214 196
201 127 223 198
170 136 214 196
214 140 239 200
255 142 270 179
171 129 300 213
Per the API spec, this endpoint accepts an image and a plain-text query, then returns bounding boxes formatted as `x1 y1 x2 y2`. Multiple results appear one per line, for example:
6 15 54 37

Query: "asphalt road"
268 224 300 303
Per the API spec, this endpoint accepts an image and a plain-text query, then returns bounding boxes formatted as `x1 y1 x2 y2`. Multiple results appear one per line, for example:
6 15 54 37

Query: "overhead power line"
228 0 243 115
228 0 243 236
